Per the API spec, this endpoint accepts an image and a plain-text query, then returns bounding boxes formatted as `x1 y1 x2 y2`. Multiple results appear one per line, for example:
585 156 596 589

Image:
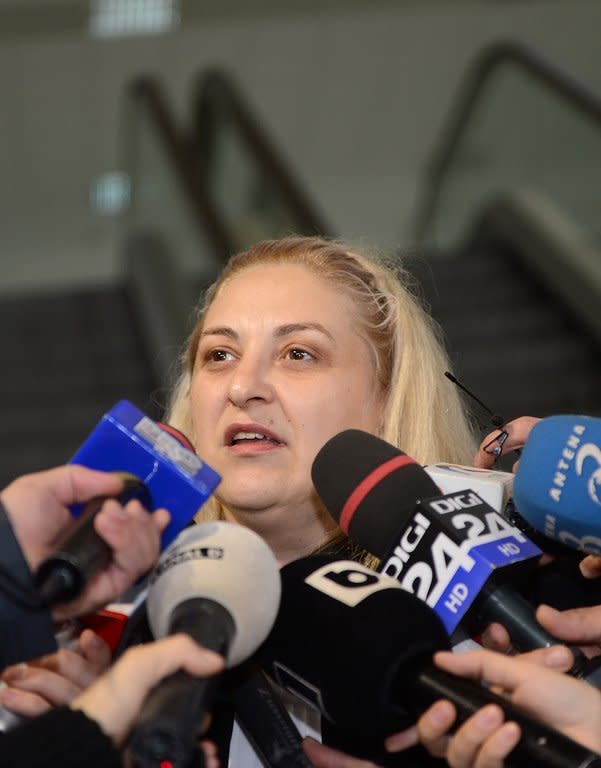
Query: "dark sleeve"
0 707 122 768
0 501 57 668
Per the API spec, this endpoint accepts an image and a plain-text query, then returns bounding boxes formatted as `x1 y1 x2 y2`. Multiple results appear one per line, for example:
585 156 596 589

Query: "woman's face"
189 262 385 520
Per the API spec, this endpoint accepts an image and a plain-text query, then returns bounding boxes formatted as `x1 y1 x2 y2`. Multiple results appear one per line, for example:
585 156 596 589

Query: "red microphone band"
339 454 417 533
157 422 196 453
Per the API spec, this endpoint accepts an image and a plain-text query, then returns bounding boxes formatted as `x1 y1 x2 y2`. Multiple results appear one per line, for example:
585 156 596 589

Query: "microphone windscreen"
311 430 439 556
157 422 196 452
147 522 281 666
513 415 601 553
70 400 221 548
255 554 450 734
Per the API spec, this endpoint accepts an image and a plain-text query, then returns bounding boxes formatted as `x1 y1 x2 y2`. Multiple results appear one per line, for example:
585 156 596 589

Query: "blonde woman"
3 236 478 767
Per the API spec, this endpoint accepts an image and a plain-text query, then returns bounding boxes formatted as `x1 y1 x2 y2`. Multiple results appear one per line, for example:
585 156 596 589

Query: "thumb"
78 629 113 671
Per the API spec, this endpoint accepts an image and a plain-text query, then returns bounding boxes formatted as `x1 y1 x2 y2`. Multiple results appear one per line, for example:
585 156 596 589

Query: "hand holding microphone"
255 553 601 767
32 400 220 609
0 402 221 734
1 465 126 573
71 633 225 750
387 647 601 767
500 414 601 663
128 520 281 768
0 464 167 731
0 635 223 768
32 472 168 611
0 464 169 620
432 414 601 660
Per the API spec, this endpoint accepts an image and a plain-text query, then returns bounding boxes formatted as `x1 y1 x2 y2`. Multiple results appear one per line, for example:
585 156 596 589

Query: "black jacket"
0 501 57 669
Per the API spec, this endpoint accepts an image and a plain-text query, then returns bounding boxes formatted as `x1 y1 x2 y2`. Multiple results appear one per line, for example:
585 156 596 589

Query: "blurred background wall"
1 0 601 291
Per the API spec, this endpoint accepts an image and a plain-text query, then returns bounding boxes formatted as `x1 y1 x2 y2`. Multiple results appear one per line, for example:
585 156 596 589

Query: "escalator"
123 43 601 437
0 285 158 488
0 40 599 486
409 199 601 420
407 40 601 429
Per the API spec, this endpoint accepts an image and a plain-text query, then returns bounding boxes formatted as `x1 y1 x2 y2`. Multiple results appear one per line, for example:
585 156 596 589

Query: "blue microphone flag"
69 400 221 548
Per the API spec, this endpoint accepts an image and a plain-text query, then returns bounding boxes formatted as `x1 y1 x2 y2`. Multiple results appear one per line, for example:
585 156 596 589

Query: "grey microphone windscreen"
147 521 281 665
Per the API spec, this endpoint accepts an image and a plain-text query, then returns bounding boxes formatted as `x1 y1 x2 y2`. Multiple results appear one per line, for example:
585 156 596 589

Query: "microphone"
34 472 150 605
34 400 220 605
255 554 601 768
425 462 514 514
426 461 575 557
128 521 281 768
226 662 316 768
513 415 601 555
311 430 586 659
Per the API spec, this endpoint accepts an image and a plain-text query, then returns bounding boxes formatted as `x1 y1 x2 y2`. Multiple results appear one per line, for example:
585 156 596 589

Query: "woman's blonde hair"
166 236 477 526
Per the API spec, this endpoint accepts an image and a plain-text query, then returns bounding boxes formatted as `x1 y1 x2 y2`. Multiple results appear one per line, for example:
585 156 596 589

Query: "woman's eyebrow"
201 323 335 341
200 326 238 339
274 322 335 341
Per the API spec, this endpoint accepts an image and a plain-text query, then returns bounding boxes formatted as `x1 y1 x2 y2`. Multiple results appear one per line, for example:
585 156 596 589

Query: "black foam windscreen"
257 555 601 768
254 554 450 736
311 429 439 556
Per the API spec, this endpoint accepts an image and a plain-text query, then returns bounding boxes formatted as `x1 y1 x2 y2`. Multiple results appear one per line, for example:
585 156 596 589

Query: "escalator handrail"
192 67 333 238
125 76 235 260
413 39 601 244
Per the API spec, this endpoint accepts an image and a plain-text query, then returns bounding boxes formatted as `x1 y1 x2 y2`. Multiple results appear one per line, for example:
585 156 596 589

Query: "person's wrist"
71 683 125 747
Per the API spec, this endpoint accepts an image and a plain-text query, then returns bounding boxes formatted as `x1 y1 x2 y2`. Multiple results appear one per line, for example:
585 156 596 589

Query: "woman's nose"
228 357 274 407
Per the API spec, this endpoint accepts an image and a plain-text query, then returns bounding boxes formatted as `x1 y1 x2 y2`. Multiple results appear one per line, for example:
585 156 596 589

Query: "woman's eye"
286 348 314 361
207 349 234 362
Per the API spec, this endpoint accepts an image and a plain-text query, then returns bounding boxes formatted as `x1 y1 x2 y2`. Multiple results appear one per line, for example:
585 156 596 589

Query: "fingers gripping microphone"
128 521 281 768
34 472 151 605
34 401 220 606
311 430 586 660
255 554 601 768
513 415 601 554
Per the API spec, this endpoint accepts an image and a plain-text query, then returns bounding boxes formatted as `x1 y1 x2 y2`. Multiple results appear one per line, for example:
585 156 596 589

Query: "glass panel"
122 89 223 286
425 61 601 249
208 118 303 250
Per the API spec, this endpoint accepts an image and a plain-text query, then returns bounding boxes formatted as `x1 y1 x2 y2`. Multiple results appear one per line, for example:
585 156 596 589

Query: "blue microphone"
34 400 220 605
513 415 601 555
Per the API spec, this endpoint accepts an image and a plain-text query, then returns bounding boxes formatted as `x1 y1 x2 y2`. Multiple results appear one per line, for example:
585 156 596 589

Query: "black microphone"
128 521 281 768
34 472 151 605
226 662 316 768
255 554 601 768
311 429 590 670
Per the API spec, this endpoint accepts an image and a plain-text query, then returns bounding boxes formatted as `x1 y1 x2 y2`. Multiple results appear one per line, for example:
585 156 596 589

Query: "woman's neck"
221 500 338 566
